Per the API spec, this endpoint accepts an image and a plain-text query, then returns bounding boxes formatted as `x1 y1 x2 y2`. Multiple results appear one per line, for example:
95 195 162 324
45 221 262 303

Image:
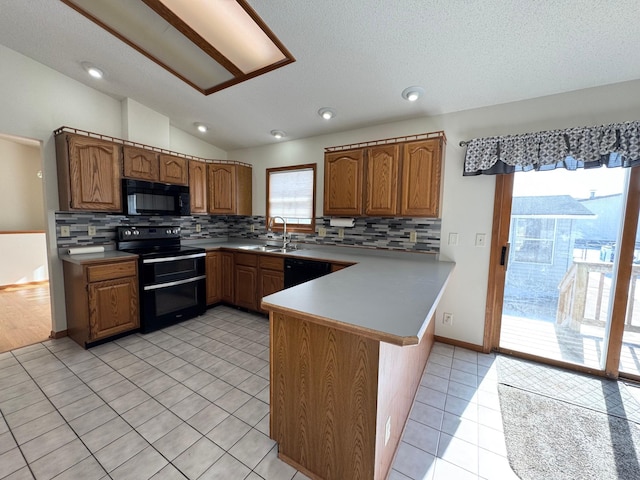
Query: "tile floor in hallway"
0 306 515 480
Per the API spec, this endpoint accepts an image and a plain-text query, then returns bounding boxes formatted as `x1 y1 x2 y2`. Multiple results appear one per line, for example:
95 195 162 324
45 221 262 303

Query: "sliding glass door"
493 167 640 377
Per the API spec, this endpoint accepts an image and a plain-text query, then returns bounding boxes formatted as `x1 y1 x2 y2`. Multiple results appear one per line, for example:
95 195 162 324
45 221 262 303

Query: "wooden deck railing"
557 260 640 331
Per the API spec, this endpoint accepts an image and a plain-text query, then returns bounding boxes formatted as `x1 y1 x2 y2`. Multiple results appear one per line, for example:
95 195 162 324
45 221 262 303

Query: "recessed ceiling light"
81 62 104 79
271 130 286 139
194 123 208 133
318 108 336 120
402 86 424 102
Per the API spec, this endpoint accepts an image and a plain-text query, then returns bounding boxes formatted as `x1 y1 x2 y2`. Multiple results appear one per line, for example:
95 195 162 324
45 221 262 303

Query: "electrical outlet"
250 224 254 232
409 231 417 243
338 228 344 239
443 312 453 325
195 224 201 233
60 226 70 237
448 233 459 246
87 225 96 236
318 227 326 237
385 416 391 445
475 233 487 247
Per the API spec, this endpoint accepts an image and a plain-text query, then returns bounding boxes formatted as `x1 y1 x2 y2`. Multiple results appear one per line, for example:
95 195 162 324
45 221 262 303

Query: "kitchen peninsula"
260 248 454 480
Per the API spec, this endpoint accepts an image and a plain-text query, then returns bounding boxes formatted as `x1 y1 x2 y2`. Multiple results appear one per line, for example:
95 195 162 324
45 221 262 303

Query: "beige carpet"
499 384 640 480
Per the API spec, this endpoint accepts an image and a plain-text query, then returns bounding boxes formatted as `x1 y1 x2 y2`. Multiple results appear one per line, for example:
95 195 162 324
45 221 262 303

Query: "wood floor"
0 282 51 353
501 314 640 376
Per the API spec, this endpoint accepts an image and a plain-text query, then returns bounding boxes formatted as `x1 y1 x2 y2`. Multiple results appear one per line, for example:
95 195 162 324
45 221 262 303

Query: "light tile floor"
0 306 516 480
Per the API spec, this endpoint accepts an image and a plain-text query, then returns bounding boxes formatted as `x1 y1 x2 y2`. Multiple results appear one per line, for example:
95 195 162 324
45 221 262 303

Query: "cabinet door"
159 154 188 185
189 160 208 214
206 252 221 305
365 145 399 216
324 150 363 216
208 164 237 214
400 139 442 217
67 135 122 211
259 269 284 313
235 265 257 310
221 252 235 303
88 277 139 341
123 147 159 181
236 165 252 216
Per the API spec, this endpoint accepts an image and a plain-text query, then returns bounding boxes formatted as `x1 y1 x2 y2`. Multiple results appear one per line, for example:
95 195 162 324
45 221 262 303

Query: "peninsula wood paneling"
270 312 378 480
375 315 435 479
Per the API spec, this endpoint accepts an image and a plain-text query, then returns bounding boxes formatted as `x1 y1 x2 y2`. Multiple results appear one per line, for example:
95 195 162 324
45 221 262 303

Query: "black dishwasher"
284 258 332 288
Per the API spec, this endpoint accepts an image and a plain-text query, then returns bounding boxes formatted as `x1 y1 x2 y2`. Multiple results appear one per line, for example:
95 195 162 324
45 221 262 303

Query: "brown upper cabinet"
323 135 444 218
123 146 159 182
208 164 252 215
55 132 123 212
400 139 442 217
55 127 252 214
123 149 188 186
324 149 364 216
159 154 188 185
189 160 208 214
365 144 400 216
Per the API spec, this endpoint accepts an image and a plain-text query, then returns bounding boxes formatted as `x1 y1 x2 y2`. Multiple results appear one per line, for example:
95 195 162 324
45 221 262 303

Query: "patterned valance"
462 121 640 176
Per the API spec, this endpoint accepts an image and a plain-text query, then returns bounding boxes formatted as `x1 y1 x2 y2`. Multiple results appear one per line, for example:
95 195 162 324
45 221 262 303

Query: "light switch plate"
195 224 201 233
338 228 344 239
318 227 326 237
87 225 96 236
60 226 70 237
409 231 417 243
448 233 459 246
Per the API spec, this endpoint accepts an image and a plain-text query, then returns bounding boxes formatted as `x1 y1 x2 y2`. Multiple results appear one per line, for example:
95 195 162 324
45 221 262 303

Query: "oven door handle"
143 275 206 291
142 252 206 264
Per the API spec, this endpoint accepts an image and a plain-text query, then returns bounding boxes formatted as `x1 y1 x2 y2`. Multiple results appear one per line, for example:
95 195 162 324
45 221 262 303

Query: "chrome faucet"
269 216 289 250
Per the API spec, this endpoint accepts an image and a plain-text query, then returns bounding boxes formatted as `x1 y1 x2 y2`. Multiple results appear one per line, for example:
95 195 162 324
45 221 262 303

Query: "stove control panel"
116 226 181 241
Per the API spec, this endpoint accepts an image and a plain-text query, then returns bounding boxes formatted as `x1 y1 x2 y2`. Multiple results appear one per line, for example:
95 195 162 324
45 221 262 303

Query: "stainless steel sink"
237 245 302 253
238 245 281 252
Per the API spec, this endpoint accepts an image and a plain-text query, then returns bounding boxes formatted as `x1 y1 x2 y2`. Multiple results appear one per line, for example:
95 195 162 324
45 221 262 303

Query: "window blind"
268 167 314 225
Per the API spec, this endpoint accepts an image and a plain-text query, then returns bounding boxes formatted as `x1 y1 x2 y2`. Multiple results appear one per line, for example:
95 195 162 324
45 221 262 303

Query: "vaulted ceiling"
1 1 639 150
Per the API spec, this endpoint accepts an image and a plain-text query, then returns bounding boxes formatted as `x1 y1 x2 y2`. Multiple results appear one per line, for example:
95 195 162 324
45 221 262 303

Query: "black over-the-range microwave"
122 179 190 216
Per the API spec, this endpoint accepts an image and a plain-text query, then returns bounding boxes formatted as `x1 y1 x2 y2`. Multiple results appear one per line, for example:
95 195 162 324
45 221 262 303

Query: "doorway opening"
0 133 52 353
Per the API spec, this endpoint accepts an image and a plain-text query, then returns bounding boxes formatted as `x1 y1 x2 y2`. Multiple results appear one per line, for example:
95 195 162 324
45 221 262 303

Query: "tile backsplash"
55 213 441 253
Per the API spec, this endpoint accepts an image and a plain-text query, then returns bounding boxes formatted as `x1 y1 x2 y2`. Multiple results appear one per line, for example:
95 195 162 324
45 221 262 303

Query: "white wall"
0 44 228 334
170 126 227 160
230 79 640 346
122 98 171 148
0 233 49 286
0 138 45 230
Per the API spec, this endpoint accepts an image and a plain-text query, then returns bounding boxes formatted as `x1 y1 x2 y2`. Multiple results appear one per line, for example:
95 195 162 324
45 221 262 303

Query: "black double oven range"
117 226 206 333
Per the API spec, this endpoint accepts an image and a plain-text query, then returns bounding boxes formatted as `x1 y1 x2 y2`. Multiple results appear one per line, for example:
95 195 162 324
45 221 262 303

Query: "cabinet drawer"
259 255 284 271
235 252 258 267
87 261 137 283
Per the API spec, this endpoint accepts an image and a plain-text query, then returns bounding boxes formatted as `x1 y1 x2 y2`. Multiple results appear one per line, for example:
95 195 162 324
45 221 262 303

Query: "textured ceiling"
0 0 639 151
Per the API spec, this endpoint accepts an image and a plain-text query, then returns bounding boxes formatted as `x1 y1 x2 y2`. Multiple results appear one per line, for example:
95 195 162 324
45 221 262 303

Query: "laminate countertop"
58 240 454 345
196 241 455 346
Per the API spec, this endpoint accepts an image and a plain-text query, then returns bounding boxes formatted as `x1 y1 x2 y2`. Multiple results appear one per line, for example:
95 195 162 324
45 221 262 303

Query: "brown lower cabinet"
220 252 235 303
208 250 286 313
62 259 139 347
206 252 221 305
259 256 284 314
